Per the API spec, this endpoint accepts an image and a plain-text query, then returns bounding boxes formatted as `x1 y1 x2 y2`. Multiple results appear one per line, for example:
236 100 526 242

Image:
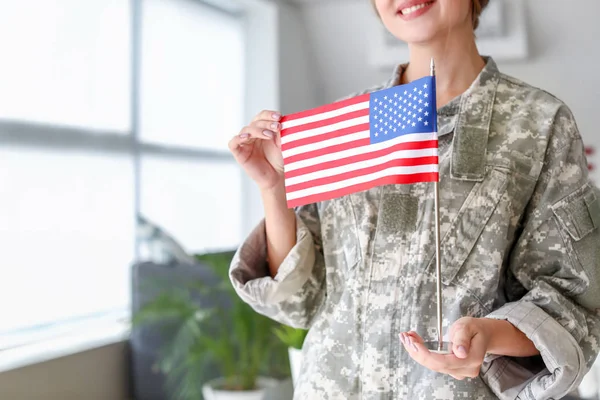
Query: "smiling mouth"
398 1 434 16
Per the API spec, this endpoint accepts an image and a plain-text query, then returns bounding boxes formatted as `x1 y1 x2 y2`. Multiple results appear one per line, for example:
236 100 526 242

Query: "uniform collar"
386 57 500 181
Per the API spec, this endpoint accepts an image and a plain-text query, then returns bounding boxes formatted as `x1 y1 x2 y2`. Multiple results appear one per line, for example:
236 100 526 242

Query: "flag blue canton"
369 76 436 144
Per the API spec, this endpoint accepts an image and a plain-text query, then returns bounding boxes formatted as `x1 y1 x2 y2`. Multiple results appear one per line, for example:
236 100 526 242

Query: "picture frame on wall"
369 0 528 68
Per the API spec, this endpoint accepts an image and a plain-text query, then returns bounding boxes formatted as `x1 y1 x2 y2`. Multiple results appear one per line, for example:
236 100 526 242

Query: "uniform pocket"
552 184 599 241
552 184 600 310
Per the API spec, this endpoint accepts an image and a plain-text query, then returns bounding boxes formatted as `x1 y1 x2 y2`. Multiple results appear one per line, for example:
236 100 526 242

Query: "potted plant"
273 325 308 387
133 251 289 400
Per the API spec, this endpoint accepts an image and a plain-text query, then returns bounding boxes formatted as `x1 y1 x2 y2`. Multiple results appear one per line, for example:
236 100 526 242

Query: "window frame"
0 0 250 350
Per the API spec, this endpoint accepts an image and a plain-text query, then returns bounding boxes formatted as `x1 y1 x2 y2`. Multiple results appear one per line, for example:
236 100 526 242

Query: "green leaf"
273 325 308 349
132 250 290 398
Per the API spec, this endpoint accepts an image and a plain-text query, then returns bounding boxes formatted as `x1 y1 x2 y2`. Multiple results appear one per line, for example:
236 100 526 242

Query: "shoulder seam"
498 72 567 107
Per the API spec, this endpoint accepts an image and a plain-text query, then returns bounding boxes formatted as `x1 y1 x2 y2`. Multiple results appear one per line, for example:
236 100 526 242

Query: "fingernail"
457 346 467 356
239 133 249 139
270 122 279 130
262 130 274 138
399 333 405 344
272 113 281 120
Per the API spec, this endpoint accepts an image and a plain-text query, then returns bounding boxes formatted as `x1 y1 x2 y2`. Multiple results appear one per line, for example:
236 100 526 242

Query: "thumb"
450 322 474 359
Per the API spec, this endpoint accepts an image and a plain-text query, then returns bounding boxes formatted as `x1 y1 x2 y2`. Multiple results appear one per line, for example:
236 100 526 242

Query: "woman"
227 0 600 398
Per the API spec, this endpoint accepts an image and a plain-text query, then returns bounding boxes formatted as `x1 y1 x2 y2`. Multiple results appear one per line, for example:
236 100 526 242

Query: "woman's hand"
400 317 491 380
228 110 285 192
400 317 540 380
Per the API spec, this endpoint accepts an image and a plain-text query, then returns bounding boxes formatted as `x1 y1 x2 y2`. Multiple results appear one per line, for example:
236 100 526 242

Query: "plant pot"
202 377 279 400
288 347 303 387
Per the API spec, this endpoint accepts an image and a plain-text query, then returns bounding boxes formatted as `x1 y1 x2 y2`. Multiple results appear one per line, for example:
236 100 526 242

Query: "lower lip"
397 1 435 21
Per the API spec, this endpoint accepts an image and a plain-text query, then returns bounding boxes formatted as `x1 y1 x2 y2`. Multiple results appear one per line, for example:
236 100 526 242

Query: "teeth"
401 2 431 15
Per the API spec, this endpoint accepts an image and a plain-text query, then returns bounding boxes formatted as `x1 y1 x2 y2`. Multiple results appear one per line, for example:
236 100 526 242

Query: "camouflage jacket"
229 58 600 399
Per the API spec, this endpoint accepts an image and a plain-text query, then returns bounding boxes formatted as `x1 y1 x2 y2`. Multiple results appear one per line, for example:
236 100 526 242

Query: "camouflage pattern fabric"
230 57 600 400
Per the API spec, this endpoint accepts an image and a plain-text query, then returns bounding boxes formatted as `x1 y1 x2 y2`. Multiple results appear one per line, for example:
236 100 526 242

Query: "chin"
378 0 468 45
384 20 441 45
389 21 440 44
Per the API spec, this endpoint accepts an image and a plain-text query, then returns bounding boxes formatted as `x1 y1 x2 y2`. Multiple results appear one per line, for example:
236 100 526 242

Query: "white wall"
277 2 320 115
290 0 600 181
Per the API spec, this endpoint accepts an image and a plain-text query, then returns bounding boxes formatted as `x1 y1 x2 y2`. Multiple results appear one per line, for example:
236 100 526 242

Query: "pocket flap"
553 184 599 241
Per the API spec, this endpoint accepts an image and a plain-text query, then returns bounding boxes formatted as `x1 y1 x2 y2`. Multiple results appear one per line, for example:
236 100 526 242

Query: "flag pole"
423 58 451 354
432 58 443 351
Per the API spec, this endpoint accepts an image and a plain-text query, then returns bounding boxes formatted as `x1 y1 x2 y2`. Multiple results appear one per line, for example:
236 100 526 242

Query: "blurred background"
0 0 598 399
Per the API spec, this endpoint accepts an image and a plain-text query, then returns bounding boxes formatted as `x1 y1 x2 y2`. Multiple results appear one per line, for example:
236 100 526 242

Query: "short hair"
472 0 490 30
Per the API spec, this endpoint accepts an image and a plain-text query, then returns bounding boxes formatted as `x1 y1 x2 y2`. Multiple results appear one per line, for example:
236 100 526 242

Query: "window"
138 0 245 253
140 0 244 151
0 0 131 131
140 157 242 253
0 0 244 346
0 147 135 333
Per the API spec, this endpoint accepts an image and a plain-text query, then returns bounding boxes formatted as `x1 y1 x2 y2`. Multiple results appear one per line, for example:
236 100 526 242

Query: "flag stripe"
285 133 438 171
285 140 438 178
283 130 369 159
281 123 370 152
284 138 371 165
286 164 439 201
285 149 437 185
280 94 370 128
281 115 370 146
286 173 439 208
282 109 370 137
281 101 371 131
286 156 439 192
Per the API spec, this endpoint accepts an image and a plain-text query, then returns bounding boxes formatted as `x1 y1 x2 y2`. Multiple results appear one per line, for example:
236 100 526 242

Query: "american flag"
280 76 438 208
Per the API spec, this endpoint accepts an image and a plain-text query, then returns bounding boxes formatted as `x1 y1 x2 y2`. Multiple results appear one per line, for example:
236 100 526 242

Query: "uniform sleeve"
481 106 600 400
229 203 326 329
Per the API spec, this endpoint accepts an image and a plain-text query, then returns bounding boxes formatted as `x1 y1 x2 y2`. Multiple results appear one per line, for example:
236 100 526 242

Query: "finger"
400 332 420 356
227 129 265 156
228 133 253 155
405 331 425 345
449 317 473 337
449 323 474 359
252 110 281 123
400 332 483 380
468 329 487 361
251 120 281 133
400 332 450 372
240 125 277 140
446 333 487 377
404 332 479 371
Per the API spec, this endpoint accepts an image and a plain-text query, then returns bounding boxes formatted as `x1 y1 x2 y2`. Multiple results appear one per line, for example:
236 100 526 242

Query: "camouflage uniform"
229 57 600 399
